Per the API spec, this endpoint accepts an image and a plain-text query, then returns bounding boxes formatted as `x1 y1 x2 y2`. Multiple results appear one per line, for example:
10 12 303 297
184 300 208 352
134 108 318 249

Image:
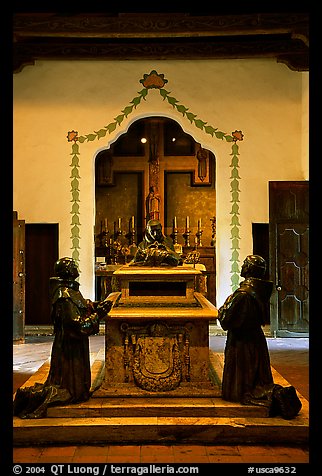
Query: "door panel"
277 223 309 331
25 224 59 326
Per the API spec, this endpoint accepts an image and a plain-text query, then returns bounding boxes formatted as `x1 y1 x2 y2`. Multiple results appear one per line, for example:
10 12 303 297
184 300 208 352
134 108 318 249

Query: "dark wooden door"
13 211 25 342
25 224 59 326
269 181 309 336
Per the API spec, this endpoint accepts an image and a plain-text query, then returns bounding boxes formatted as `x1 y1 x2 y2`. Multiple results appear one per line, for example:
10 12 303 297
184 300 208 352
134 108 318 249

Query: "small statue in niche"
145 186 161 222
13 257 120 419
196 147 208 182
218 255 302 419
130 219 183 267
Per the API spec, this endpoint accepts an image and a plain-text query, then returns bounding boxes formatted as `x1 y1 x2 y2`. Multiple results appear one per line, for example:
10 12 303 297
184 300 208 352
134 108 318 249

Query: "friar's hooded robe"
13 277 103 418
218 277 274 405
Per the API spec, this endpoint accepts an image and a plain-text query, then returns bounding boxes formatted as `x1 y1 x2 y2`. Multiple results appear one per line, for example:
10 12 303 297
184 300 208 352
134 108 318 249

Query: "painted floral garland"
67 70 243 290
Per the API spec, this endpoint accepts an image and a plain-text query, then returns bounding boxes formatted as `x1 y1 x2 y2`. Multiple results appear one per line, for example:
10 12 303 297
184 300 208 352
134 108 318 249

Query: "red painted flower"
232 130 244 141
140 70 168 89
67 130 78 142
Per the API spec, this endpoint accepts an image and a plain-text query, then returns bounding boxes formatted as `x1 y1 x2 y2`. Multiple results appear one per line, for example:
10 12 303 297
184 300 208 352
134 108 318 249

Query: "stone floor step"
13 414 309 446
47 396 270 418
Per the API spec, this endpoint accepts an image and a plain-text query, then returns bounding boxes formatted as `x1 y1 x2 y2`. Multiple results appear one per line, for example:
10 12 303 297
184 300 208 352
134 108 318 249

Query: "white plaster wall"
13 59 308 303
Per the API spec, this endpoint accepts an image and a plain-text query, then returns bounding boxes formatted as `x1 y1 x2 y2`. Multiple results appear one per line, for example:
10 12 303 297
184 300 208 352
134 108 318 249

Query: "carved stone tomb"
93 265 220 397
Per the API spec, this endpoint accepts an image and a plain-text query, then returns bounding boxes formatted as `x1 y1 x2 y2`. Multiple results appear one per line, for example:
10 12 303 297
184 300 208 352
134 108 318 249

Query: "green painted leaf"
231 238 240 249
70 155 79 167
139 88 148 99
232 143 239 155
122 105 134 117
71 214 80 225
86 133 97 141
225 135 234 142
71 202 80 214
230 155 239 167
231 191 240 202
72 237 80 246
114 114 125 125
204 125 218 136
131 96 142 107
231 203 239 214
215 131 226 139
71 190 80 201
96 129 107 139
72 250 80 262
167 96 179 106
231 226 240 239
231 262 240 273
71 143 79 154
176 104 188 115
71 178 79 190
231 215 240 226
77 136 86 143
70 166 80 178
230 179 241 191
231 280 239 292
106 122 117 133
186 112 197 123
231 249 239 261
159 89 170 99
231 168 241 179
195 119 206 130
71 225 80 237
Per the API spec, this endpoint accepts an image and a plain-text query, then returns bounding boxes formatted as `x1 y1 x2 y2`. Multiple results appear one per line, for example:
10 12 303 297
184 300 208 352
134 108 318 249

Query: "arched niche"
94 116 216 246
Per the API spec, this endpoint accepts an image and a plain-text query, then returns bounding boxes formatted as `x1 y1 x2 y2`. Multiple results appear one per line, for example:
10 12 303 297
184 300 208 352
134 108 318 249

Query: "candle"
104 218 108 230
131 215 135 229
174 216 177 228
118 217 122 230
198 218 202 230
186 216 190 229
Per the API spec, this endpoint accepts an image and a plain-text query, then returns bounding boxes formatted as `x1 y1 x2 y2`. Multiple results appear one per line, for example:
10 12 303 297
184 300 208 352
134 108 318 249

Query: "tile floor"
12 334 311 466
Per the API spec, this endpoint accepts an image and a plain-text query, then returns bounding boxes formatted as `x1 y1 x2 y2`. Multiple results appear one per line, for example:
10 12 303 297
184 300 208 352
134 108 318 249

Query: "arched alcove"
94 115 217 305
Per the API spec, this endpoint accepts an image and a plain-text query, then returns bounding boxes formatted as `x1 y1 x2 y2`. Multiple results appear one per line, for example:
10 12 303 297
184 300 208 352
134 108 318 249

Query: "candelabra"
184 249 200 268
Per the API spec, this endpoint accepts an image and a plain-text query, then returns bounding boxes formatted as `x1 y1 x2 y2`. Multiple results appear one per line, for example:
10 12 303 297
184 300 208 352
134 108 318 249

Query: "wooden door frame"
269 180 309 337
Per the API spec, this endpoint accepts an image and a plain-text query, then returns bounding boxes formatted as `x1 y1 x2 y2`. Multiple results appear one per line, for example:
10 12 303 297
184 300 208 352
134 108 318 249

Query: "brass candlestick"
196 229 203 247
130 227 136 246
183 228 191 247
171 227 178 244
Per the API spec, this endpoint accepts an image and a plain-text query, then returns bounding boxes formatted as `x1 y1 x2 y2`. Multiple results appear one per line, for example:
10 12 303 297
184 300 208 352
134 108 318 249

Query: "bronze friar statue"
13 257 119 419
218 255 302 419
130 219 183 267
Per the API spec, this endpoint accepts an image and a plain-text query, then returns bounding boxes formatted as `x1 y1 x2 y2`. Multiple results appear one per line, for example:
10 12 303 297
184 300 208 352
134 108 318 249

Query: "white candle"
118 217 122 230
186 216 190 229
198 218 202 230
104 218 108 230
131 215 135 229
174 216 177 228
